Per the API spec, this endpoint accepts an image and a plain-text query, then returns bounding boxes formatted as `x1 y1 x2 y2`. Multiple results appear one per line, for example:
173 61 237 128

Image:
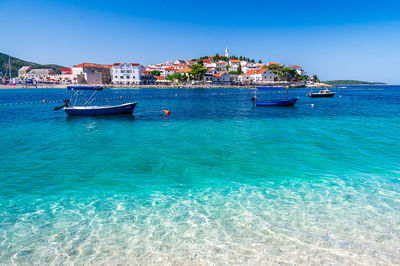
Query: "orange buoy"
43 99 46 103
120 96 123 99
162 110 170 115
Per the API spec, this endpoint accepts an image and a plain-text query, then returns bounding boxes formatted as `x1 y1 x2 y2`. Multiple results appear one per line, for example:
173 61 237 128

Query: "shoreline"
0 83 333 89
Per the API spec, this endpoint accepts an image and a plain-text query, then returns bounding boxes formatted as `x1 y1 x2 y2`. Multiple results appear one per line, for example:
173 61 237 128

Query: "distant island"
0 52 65 78
323 80 387 85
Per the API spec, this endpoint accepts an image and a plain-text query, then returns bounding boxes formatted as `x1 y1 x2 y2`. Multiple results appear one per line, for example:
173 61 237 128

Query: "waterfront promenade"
0 82 332 89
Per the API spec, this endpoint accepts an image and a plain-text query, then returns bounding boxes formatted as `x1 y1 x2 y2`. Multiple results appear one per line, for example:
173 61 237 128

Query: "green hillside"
323 80 386 85
0 52 66 78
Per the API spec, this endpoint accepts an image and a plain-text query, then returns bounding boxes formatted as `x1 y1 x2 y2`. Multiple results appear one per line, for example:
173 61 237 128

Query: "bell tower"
225 48 229 58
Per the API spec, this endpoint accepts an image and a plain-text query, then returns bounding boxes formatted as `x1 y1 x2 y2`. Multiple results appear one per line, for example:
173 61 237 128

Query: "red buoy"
43 99 46 103
163 110 170 115
120 96 123 99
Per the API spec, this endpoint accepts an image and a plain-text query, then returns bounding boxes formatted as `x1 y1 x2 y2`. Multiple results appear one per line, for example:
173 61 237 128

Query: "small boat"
64 102 137 115
255 98 299 106
307 89 336 98
55 86 137 116
253 86 299 106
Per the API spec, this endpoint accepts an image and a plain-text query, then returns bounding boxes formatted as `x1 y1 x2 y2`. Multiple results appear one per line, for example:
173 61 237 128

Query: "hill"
323 80 386 85
0 52 66 78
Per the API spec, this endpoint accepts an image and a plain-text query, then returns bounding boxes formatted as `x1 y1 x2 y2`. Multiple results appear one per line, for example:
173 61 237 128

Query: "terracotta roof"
268 62 280 65
73 63 112 68
230 60 240 63
155 76 165 80
212 71 227 77
246 68 270 75
176 67 191 72
164 67 175 71
288 65 302 68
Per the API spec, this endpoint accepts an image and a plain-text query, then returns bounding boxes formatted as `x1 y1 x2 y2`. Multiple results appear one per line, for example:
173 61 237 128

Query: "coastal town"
2 49 327 88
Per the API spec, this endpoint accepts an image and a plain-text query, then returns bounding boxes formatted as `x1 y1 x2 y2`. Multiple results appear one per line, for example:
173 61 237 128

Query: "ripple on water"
0 175 399 265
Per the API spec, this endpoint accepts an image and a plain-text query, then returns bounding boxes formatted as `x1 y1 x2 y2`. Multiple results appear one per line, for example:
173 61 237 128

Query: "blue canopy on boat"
67 86 103 91
256 86 286 90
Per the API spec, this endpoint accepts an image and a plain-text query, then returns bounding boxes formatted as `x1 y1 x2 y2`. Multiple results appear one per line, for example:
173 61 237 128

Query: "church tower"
225 48 229 58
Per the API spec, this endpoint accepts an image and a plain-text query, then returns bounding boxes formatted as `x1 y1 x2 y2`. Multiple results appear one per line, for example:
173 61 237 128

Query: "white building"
111 63 142 85
246 68 275 83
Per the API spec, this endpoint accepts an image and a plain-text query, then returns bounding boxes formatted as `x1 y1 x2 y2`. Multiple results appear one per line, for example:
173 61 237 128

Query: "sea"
0 85 399 264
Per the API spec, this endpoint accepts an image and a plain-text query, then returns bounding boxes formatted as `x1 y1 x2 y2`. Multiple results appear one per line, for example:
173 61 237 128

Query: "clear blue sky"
1 0 400 83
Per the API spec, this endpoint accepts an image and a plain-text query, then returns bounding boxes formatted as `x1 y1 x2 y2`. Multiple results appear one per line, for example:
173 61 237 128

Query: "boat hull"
308 92 336 98
64 102 137 116
255 98 299 106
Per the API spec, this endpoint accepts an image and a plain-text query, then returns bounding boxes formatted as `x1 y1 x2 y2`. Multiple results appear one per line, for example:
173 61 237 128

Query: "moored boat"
55 86 137 116
64 102 137 115
308 89 336 97
255 97 299 106
253 86 299 106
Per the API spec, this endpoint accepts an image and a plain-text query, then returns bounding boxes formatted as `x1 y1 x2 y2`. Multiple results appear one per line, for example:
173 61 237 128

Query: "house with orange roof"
205 62 227 71
111 63 142 85
238 68 274 84
164 67 176 77
204 71 230 85
246 68 274 83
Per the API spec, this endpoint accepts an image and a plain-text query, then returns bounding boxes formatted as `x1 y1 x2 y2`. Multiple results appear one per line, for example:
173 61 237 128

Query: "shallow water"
0 86 399 264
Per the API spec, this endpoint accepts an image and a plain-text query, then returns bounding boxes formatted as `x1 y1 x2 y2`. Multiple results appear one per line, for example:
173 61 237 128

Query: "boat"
254 98 299 106
55 86 137 116
307 89 336 98
253 86 299 106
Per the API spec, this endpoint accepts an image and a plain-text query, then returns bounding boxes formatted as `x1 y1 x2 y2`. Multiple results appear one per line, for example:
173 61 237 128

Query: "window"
126 76 130 79
132 76 135 79
115 76 117 78
120 76 124 79
121 70 126 73
127 70 131 73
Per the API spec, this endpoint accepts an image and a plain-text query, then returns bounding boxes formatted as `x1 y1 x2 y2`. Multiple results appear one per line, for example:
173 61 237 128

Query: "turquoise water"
0 86 399 264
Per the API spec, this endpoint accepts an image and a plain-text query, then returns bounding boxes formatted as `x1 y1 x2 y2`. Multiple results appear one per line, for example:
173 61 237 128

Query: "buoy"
43 100 46 103
310 104 314 107
162 110 170 115
120 96 123 99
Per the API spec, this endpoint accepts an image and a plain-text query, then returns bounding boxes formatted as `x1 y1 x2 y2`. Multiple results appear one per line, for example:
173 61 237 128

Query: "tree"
267 64 299 81
258 59 262 64
189 62 207 80
225 64 230 71
151 70 161 76
213 53 220 62
239 56 243 61
313 74 320 83
237 64 242 74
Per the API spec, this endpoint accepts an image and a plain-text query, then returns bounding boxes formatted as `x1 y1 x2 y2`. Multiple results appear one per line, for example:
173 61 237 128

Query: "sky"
1 0 400 83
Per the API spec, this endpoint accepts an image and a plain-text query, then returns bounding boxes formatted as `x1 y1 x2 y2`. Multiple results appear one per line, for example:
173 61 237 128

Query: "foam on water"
0 86 400 264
